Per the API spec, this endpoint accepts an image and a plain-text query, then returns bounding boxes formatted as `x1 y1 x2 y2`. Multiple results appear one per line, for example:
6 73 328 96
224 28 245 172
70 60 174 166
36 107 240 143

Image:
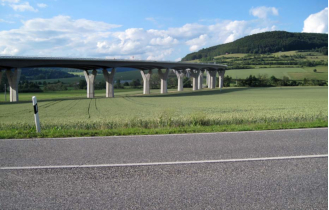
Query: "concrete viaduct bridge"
0 57 227 102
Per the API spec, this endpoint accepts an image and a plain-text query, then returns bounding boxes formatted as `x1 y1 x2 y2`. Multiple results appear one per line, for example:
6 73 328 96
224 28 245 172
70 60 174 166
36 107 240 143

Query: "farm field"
225 66 328 80
0 86 327 138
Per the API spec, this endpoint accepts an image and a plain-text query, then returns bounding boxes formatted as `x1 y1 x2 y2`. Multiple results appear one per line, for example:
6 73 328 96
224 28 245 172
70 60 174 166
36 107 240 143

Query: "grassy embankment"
0 86 327 138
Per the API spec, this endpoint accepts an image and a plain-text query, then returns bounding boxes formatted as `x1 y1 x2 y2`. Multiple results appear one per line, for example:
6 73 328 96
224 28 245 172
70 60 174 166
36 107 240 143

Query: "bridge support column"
206 70 210 88
6 68 21 102
173 69 186 91
208 70 217 89
189 69 200 91
218 70 225 89
158 68 170 94
140 69 152 94
84 69 97 98
103 68 116 98
198 70 204 89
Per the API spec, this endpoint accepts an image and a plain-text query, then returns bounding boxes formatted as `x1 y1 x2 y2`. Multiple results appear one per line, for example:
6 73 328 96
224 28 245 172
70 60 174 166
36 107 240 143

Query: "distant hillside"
182 31 328 61
19 67 136 81
21 68 77 80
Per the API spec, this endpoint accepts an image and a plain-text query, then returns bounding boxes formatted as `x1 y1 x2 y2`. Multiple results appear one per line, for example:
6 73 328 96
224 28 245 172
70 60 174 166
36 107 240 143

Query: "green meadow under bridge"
0 57 227 102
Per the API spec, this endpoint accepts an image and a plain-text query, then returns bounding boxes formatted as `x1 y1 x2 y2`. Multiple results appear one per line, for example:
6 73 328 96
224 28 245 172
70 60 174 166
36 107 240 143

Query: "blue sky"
0 0 327 60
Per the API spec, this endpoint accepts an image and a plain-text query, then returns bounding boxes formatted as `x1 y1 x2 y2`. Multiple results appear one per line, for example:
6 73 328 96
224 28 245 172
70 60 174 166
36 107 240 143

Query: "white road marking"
0 127 327 141
0 154 327 170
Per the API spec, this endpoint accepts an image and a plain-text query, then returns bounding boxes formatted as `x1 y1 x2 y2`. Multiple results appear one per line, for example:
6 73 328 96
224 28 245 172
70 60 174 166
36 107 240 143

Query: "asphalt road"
0 128 327 209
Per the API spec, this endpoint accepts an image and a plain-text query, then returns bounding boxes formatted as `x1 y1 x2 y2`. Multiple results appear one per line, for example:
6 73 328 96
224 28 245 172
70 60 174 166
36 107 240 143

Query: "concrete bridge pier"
158 68 170 94
189 69 200 91
218 70 226 89
173 69 186 92
103 68 116 98
6 68 21 102
208 70 217 89
84 69 97 98
198 70 204 89
206 70 210 88
140 69 152 94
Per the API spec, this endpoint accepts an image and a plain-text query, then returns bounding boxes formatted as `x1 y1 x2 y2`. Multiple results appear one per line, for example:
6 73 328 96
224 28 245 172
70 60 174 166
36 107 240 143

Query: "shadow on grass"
134 87 252 98
0 96 92 105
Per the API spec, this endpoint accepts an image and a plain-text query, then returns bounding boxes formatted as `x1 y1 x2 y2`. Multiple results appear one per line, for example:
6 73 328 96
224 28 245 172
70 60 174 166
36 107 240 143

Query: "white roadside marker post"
32 96 41 133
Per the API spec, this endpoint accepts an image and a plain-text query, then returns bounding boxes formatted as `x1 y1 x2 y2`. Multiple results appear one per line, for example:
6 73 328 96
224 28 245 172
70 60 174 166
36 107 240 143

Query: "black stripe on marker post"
33 103 38 114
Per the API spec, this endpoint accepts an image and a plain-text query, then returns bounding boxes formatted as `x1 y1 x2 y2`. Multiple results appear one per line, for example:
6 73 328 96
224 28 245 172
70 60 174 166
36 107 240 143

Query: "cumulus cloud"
186 34 208 51
37 3 47 8
302 7 328 33
9 2 38 12
22 15 121 32
250 6 279 19
150 36 179 45
0 14 278 60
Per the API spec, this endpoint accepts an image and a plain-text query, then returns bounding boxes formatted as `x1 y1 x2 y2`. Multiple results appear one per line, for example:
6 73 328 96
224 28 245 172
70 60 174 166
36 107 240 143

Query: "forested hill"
182 31 328 61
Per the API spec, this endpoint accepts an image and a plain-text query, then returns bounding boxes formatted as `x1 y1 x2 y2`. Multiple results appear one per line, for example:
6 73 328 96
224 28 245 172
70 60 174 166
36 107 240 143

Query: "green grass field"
0 86 327 138
225 66 328 80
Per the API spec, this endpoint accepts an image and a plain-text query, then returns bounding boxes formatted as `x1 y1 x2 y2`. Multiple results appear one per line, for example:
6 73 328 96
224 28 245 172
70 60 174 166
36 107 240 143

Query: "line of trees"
223 75 327 87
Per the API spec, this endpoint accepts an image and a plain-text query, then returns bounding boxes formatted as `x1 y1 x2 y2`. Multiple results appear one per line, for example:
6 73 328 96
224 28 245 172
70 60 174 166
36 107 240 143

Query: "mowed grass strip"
0 86 327 138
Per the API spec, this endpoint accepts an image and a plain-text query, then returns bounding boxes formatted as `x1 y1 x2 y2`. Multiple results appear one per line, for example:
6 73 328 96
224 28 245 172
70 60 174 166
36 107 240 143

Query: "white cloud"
302 7 328 33
22 15 121 32
167 23 207 38
37 3 47 8
186 34 208 51
250 25 276 35
146 49 173 60
250 6 279 19
150 36 178 45
10 2 38 12
0 14 278 60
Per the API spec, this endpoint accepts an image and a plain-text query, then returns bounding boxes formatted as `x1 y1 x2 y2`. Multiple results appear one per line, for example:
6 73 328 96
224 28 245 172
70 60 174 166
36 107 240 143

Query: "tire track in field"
87 99 92 119
94 98 99 112
54 99 81 116
38 101 58 108
93 98 107 120
123 96 154 106
66 99 81 113
40 100 63 109
0 100 62 118
0 100 58 118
